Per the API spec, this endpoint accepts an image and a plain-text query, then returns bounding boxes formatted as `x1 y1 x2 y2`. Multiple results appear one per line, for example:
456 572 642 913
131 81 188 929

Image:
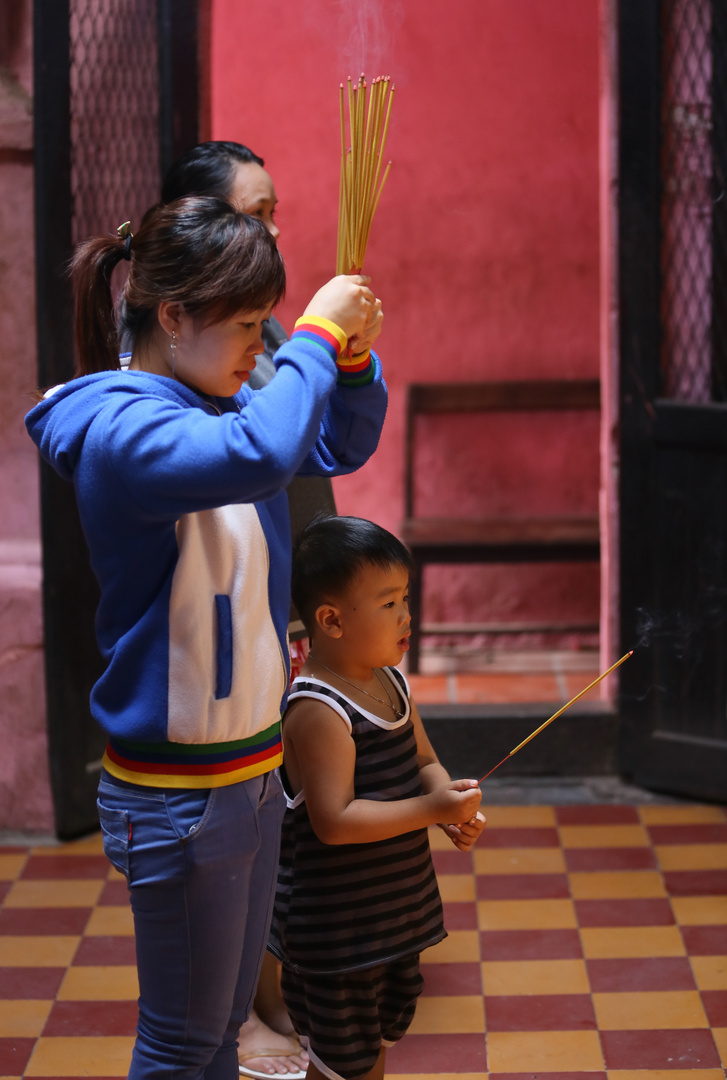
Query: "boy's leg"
281 965 401 1080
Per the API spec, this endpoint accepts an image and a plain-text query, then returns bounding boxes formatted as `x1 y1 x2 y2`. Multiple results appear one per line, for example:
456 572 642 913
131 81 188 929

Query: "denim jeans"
97 768 285 1080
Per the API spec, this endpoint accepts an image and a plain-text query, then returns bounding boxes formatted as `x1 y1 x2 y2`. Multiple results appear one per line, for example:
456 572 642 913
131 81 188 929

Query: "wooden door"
617 0 727 801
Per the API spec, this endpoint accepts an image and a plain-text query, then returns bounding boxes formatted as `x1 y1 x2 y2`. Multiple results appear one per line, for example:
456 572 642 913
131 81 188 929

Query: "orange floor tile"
0 800 723 1078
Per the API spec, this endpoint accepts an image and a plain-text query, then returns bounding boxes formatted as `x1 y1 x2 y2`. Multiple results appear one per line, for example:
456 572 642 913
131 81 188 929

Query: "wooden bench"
401 379 601 672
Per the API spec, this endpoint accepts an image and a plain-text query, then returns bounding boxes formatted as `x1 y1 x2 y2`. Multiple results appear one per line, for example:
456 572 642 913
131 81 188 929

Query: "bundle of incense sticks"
336 74 394 275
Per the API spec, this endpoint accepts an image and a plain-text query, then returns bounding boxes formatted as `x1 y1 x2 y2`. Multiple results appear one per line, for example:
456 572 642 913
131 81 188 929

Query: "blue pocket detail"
215 594 233 699
97 800 130 877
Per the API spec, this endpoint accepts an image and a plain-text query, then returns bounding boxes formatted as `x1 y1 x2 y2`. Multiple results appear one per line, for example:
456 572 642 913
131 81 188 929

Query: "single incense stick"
478 651 634 784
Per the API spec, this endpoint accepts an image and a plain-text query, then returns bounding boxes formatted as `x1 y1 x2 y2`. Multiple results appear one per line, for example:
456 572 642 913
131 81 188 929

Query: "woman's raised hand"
303 275 376 342
350 297 383 356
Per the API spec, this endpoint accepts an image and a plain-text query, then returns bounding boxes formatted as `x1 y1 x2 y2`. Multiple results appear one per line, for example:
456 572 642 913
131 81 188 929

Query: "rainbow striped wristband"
293 316 347 358
293 316 374 384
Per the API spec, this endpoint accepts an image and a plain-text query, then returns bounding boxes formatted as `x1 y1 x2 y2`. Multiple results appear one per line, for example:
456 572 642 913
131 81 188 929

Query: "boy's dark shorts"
281 953 424 1080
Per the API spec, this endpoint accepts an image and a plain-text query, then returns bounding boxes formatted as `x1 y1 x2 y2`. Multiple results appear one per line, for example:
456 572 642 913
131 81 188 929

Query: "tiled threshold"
404 649 603 706
404 650 619 782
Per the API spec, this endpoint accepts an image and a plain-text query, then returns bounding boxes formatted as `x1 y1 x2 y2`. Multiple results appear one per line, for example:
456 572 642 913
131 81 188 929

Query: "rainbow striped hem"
102 721 283 789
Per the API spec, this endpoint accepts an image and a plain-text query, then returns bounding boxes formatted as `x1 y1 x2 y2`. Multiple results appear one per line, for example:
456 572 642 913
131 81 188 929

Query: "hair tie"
117 220 133 261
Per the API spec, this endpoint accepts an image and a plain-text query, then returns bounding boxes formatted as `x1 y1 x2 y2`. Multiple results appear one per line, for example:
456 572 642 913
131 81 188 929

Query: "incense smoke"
336 0 404 77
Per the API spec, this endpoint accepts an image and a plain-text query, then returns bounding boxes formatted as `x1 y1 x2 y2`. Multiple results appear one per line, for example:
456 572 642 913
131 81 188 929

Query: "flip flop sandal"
238 1047 307 1080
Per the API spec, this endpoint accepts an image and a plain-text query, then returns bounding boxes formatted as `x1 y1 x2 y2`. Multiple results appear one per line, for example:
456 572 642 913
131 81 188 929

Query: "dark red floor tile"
480 928 583 961
663 869 727 896
575 897 674 927
485 993 596 1031
0 845 29 855
480 827 560 848
43 1000 138 1037
20 854 110 880
386 1032 486 1073
556 805 640 825
431 849 475 875
477 873 570 900
648 823 727 845
421 962 482 996
701 989 727 1027
681 924 727 954
0 882 12 904
565 846 657 871
0 1036 36 1073
99 879 130 905
489 1074 606 1080
586 956 696 992
72 935 137 965
601 1028 720 1070
0 907 91 935
442 901 478 930
0 967 66 999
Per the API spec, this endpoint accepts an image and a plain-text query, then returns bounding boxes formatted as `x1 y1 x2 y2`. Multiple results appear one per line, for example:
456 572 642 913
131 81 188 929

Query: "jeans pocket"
97 800 130 877
165 787 214 841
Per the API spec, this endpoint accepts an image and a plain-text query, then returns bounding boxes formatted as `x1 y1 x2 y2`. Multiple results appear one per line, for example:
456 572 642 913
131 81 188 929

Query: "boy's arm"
285 697 482 846
410 699 487 853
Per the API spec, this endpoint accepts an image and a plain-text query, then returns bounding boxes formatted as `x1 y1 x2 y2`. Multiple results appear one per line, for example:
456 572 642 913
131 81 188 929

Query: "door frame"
33 0 202 838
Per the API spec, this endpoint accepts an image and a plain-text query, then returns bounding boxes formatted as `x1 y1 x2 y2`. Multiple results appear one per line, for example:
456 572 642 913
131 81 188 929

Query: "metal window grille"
70 0 160 245
660 0 727 402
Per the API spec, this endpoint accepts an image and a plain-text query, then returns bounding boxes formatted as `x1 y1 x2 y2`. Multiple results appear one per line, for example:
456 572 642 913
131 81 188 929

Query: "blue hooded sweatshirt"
25 323 387 788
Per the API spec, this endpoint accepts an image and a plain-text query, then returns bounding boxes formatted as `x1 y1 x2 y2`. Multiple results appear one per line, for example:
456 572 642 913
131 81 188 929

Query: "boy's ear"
314 603 343 639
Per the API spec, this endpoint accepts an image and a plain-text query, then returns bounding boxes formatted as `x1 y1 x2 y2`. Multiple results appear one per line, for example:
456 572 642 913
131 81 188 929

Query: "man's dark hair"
161 140 265 204
292 516 415 634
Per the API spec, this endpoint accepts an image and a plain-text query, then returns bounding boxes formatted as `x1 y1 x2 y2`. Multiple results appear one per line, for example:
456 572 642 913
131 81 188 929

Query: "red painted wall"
211 0 600 638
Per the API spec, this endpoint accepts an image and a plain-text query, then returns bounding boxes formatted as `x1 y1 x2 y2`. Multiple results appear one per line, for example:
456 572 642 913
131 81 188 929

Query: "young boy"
268 515 486 1080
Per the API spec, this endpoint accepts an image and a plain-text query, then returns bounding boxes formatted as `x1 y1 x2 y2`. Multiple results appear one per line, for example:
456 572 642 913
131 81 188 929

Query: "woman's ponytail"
70 232 130 376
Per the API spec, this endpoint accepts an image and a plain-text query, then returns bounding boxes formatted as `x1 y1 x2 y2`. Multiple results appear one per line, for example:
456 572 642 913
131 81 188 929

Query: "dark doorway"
618 0 727 801
33 0 204 838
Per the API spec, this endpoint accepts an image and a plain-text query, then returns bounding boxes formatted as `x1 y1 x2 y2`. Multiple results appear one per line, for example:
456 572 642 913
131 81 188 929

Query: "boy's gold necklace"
308 657 405 720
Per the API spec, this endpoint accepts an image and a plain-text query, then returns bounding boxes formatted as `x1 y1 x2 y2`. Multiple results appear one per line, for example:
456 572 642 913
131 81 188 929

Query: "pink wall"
0 0 54 832
211 0 601 636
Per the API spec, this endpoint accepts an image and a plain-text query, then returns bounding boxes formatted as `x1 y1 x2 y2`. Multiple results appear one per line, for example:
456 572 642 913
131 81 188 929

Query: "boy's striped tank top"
269 668 446 975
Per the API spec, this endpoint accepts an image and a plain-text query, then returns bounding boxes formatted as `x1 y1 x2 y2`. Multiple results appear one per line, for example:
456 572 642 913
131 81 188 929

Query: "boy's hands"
429 778 486 852
427 778 482 827
303 274 377 342
438 811 487 852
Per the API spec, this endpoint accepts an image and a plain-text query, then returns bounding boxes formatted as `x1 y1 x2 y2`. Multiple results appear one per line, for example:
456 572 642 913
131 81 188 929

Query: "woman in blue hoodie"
26 195 387 1080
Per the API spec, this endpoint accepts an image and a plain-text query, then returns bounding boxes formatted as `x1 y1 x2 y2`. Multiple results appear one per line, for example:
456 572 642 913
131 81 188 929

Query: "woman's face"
172 306 273 398
228 162 280 241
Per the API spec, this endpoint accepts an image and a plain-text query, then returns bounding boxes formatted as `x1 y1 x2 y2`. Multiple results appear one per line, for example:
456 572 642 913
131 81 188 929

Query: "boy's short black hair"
292 516 415 635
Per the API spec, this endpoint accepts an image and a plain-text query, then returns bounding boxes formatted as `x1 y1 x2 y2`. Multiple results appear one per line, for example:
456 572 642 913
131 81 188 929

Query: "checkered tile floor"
0 802 724 1078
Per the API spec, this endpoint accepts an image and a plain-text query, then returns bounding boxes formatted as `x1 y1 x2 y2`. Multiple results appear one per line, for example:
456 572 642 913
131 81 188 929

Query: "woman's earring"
170 329 177 376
